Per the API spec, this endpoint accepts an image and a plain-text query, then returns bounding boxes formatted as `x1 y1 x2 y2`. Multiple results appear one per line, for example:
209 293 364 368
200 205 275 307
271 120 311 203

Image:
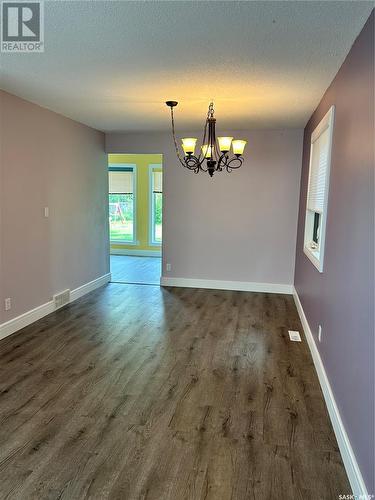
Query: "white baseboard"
0 301 56 341
0 273 111 342
160 276 293 294
111 248 161 257
70 273 111 302
293 287 369 498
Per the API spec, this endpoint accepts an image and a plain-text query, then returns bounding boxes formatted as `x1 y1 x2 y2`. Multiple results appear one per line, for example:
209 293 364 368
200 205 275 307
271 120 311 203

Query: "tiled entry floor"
110 255 161 284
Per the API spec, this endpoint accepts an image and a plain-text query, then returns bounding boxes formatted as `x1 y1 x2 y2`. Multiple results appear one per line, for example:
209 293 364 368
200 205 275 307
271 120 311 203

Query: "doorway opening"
108 154 162 285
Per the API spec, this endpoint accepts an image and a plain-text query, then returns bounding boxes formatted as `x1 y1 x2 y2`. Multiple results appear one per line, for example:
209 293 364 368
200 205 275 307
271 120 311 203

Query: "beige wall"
106 129 303 284
0 90 109 323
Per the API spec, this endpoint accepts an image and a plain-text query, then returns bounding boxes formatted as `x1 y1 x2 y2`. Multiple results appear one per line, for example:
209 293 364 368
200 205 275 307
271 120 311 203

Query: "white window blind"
109 171 133 194
152 171 162 193
303 105 334 273
307 126 329 214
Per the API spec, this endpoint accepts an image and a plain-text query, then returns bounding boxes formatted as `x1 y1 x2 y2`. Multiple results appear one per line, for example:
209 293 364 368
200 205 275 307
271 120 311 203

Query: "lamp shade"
201 144 213 158
182 137 197 155
218 137 233 152
232 139 247 155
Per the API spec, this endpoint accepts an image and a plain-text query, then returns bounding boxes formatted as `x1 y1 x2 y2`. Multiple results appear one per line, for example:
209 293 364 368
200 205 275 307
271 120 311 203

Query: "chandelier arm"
184 153 208 172
209 120 214 162
213 135 222 166
184 155 201 170
199 161 208 172
169 106 189 168
211 119 222 166
202 117 209 152
199 119 210 170
196 157 208 170
225 156 244 172
207 120 212 161
197 157 209 170
208 119 217 164
194 117 208 166
208 103 220 165
184 104 212 168
217 152 228 171
195 103 216 168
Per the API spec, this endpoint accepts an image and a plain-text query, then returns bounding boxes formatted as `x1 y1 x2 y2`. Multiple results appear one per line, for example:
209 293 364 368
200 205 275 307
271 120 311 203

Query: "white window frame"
148 164 162 246
108 163 138 245
303 106 335 272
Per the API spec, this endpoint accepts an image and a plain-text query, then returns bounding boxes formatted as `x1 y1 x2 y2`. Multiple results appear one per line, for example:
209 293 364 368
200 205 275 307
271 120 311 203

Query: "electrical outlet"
166 263 171 272
4 298 11 311
318 325 322 342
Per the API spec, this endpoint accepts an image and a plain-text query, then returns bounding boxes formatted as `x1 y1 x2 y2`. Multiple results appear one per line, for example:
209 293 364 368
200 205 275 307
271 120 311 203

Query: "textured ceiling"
0 1 373 132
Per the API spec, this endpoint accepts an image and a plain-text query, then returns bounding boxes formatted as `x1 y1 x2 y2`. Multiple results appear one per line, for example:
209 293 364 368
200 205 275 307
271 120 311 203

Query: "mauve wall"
294 12 374 493
106 129 303 286
0 90 109 324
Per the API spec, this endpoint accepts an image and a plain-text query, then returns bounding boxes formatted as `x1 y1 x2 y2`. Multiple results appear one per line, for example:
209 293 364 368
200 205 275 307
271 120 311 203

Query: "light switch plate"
288 330 302 342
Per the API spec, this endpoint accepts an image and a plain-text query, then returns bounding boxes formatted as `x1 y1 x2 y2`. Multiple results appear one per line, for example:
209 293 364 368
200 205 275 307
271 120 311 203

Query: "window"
108 165 136 243
304 106 335 272
149 166 162 245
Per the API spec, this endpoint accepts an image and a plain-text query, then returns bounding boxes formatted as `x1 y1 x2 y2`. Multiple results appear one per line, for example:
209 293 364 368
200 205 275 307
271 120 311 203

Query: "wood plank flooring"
110 255 161 284
0 284 351 499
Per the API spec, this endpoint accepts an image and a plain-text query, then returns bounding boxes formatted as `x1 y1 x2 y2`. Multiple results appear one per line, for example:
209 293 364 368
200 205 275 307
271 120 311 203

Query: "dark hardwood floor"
0 284 351 499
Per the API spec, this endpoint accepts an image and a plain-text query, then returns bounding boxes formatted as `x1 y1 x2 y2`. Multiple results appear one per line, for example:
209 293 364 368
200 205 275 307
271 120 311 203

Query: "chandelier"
166 101 247 177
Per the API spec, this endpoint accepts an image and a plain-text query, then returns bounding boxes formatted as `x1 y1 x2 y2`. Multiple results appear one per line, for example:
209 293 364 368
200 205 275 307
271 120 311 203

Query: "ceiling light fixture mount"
166 101 246 177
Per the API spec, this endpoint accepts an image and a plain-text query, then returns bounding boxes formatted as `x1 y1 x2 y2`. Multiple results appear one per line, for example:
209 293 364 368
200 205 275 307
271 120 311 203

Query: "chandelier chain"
169 106 186 167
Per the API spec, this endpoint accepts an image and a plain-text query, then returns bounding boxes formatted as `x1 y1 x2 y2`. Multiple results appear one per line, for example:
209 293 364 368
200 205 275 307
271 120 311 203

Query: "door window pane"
109 170 135 242
151 170 162 244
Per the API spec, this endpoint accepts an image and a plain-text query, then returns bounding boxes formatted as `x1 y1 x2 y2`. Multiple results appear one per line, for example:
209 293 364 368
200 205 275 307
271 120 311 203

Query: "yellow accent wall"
108 153 162 252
